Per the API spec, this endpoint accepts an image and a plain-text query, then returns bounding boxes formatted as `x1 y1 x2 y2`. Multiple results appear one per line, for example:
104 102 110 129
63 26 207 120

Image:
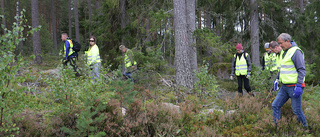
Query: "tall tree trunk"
31 0 41 64
174 0 194 89
1 0 6 34
51 0 57 54
74 0 80 42
68 0 72 37
299 0 304 14
205 12 211 29
16 0 24 56
88 0 92 36
120 0 126 44
186 0 197 82
250 0 260 66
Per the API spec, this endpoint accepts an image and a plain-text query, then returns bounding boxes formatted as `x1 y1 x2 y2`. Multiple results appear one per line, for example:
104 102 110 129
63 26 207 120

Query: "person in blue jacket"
61 33 79 77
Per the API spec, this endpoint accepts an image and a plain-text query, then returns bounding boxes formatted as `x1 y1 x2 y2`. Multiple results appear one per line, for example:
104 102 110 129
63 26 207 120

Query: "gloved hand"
230 75 234 80
246 72 251 78
293 84 303 98
273 79 279 91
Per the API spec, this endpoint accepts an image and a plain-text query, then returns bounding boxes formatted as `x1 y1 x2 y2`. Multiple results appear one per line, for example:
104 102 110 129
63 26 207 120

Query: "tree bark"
88 0 92 36
51 0 57 54
174 0 194 89
68 0 72 37
31 0 41 64
186 0 197 82
1 0 6 34
299 0 304 14
120 0 126 44
250 0 260 66
74 0 80 42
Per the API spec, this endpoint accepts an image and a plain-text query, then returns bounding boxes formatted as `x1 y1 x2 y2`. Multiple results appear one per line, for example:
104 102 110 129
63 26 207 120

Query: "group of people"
60 33 136 82
230 33 308 128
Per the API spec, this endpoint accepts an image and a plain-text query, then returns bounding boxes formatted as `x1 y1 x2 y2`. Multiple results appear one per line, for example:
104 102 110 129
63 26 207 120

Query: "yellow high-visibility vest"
86 44 101 65
64 40 74 56
125 49 137 68
279 46 304 84
235 53 248 76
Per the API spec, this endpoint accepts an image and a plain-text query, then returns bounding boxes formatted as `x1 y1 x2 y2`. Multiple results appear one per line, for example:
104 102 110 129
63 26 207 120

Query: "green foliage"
0 9 39 136
305 63 316 84
250 64 275 93
110 80 137 107
194 63 219 98
193 28 233 63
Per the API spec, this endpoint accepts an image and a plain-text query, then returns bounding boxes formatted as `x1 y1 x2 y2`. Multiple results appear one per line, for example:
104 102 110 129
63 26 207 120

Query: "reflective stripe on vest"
235 53 248 76
268 53 278 72
279 46 304 84
87 44 101 65
125 49 137 68
64 40 74 56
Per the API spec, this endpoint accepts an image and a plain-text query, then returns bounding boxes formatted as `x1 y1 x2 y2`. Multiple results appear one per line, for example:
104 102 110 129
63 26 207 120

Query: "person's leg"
93 63 101 79
289 87 308 126
124 70 133 81
70 58 80 76
243 76 253 96
237 75 243 94
272 86 290 125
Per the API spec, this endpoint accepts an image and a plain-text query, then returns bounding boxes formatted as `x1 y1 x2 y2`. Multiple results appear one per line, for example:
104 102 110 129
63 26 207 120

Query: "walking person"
230 43 254 97
261 42 277 72
272 33 307 128
269 41 283 72
61 33 79 77
119 45 137 82
86 36 101 81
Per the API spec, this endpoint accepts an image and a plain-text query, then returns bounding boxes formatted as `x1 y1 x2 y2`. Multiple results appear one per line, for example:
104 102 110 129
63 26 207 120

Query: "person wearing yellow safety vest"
261 42 277 72
86 36 101 80
119 45 137 82
230 43 254 97
272 33 307 128
61 33 79 77
269 41 283 73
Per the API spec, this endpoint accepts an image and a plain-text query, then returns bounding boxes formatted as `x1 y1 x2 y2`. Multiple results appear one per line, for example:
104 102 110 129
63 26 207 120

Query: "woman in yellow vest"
272 33 307 128
230 43 254 97
86 36 101 80
119 45 137 82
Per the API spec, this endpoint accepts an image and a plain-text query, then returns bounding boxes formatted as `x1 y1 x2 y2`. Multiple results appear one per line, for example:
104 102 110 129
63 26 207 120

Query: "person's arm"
261 53 265 70
292 50 306 85
246 53 252 73
231 55 236 76
65 41 70 60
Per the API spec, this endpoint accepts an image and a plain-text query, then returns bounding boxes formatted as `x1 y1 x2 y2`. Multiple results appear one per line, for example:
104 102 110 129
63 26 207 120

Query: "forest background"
1 0 320 136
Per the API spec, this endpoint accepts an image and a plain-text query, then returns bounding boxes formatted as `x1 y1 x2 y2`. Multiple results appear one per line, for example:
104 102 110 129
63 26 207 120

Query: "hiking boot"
248 92 255 97
237 92 243 97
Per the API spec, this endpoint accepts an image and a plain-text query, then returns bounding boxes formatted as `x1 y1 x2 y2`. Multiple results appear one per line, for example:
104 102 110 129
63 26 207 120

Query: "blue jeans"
89 63 101 81
124 70 133 82
272 85 307 126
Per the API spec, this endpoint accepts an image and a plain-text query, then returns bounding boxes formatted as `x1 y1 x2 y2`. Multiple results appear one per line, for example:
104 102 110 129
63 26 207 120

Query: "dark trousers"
237 75 251 93
63 57 80 77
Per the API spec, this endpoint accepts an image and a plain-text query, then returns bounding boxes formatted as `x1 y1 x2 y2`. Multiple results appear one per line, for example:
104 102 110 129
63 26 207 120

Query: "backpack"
72 40 81 52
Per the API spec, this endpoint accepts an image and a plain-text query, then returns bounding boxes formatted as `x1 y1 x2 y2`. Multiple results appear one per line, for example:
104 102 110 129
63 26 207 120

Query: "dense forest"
1 0 320 136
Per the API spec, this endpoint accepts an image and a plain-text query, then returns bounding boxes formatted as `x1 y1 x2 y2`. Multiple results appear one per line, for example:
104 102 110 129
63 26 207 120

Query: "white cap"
264 43 270 49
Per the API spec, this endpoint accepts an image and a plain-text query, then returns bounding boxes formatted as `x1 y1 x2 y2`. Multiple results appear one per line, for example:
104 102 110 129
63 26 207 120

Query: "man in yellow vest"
230 43 254 97
119 45 137 82
269 41 283 73
86 36 101 81
261 43 277 72
272 33 307 128
61 33 79 77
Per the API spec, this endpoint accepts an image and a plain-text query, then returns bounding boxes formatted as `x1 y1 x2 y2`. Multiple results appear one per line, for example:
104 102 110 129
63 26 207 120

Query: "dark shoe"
238 92 243 97
248 92 255 97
